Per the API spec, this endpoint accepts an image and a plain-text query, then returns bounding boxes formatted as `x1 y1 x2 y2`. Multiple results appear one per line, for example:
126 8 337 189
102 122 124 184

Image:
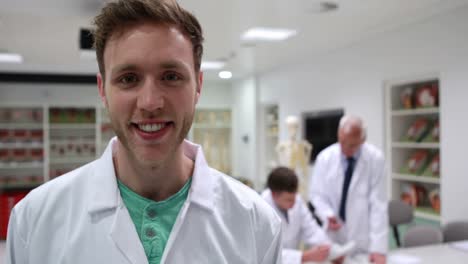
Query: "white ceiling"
1 0 468 81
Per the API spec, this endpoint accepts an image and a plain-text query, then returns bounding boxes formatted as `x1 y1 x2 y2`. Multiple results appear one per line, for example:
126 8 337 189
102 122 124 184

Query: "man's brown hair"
267 166 298 193
93 0 204 78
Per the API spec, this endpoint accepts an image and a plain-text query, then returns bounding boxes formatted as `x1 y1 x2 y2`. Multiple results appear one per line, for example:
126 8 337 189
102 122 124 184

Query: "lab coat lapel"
87 138 148 264
110 205 148 264
160 140 215 263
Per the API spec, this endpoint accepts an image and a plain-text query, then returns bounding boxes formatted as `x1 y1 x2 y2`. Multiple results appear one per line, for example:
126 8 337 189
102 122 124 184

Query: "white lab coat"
6 138 282 264
262 189 330 264
309 143 388 255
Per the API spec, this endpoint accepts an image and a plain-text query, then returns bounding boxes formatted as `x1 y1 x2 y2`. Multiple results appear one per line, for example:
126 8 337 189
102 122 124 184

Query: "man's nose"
137 79 164 112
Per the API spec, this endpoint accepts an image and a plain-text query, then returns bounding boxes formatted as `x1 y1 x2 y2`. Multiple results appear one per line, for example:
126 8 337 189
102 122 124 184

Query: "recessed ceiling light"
218 71 232 79
201 61 225 70
0 52 23 63
241 27 298 42
307 1 338 13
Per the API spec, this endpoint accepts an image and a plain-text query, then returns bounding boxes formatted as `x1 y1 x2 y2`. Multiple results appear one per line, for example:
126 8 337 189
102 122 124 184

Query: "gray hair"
339 115 367 140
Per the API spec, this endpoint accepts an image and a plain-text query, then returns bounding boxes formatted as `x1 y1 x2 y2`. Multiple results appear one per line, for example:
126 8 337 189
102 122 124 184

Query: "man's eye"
163 72 181 81
119 74 138 84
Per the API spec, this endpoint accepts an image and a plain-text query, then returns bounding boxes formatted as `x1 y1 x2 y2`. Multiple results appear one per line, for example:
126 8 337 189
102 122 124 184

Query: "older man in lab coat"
263 166 346 264
5 1 282 263
309 115 388 264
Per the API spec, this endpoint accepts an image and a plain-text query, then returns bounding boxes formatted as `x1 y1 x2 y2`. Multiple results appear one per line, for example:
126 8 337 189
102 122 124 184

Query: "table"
388 241 468 264
304 241 468 264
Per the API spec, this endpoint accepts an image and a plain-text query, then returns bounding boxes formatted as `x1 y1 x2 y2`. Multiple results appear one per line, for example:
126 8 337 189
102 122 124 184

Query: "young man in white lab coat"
309 115 388 264
5 1 282 263
262 166 351 264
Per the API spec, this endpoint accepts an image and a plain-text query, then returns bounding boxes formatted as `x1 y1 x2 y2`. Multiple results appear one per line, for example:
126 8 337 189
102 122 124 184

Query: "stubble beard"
109 110 195 171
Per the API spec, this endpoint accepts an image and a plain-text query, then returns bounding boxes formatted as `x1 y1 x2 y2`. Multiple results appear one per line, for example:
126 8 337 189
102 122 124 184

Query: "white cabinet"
258 104 279 189
98 107 114 155
385 76 441 222
47 107 97 180
0 106 45 189
191 109 232 175
0 105 111 190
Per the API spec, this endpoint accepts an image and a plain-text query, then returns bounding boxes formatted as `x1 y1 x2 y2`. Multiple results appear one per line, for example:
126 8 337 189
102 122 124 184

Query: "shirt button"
147 208 157 219
145 227 156 238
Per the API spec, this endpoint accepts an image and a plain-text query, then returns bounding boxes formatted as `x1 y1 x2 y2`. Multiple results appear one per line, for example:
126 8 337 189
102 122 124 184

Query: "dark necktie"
339 157 355 222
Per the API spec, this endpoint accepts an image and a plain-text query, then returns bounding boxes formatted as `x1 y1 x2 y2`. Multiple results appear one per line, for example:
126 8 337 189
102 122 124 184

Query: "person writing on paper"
309 115 388 264
262 167 354 264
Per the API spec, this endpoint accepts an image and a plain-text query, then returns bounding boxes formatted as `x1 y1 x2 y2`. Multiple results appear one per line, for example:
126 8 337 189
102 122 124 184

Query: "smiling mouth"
131 122 173 133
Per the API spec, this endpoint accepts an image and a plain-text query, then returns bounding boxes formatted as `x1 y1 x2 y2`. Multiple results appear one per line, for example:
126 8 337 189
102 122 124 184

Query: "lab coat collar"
87 137 121 214
261 189 289 223
87 137 216 214
183 139 216 212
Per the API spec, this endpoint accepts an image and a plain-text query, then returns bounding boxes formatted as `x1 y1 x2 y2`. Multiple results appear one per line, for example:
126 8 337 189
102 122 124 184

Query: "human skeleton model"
276 115 312 199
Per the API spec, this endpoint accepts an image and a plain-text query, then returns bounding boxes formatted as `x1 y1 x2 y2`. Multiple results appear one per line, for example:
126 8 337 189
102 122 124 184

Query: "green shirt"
118 178 192 264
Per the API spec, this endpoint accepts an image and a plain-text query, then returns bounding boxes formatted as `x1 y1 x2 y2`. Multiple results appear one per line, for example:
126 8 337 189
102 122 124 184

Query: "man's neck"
113 141 194 201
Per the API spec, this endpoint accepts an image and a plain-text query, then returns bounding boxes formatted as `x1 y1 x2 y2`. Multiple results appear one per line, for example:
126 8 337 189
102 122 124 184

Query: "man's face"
97 22 202 167
338 127 364 157
272 191 296 210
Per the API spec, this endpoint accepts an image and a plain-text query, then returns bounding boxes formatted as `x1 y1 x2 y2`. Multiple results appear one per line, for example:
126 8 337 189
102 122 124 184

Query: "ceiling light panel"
241 27 298 42
201 61 225 70
0 53 23 63
218 71 232 79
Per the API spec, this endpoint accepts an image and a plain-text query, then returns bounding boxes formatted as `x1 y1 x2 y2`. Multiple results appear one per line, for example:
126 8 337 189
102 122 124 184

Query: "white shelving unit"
0 106 45 189
47 107 97 181
0 105 112 189
385 75 441 222
98 107 114 155
258 104 279 190
191 109 232 175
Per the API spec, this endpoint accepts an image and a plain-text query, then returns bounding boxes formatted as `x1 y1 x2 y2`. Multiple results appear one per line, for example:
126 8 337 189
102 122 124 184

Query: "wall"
231 77 259 188
0 80 232 108
0 83 99 106
257 6 468 223
197 81 233 109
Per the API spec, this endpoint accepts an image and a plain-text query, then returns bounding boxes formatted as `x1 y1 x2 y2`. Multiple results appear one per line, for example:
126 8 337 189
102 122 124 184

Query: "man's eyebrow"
110 60 189 76
110 64 138 76
160 60 186 69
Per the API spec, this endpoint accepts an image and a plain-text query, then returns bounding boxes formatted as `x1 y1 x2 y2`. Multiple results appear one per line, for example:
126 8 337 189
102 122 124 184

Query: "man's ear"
194 71 203 104
97 73 107 107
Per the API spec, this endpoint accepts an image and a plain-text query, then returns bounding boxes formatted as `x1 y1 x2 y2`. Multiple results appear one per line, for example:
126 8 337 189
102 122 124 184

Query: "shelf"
415 207 440 221
49 157 94 165
49 124 95 130
391 107 439 116
0 123 43 129
0 182 42 190
0 162 44 169
387 78 442 224
392 142 439 149
0 142 43 149
392 173 440 184
267 121 278 126
49 139 95 145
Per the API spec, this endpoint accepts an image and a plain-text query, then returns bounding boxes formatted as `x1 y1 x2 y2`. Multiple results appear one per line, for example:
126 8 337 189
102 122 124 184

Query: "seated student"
262 167 353 264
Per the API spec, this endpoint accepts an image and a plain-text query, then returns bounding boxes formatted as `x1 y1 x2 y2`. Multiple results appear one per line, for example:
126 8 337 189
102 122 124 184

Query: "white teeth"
138 123 165 132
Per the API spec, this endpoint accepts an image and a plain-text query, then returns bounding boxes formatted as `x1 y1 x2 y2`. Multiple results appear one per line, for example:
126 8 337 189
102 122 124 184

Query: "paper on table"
388 254 422 264
450 240 468 252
